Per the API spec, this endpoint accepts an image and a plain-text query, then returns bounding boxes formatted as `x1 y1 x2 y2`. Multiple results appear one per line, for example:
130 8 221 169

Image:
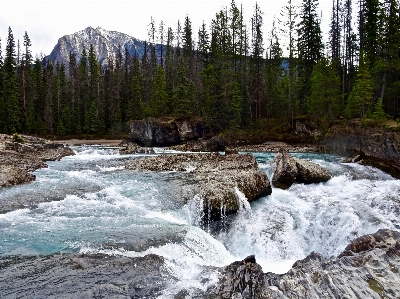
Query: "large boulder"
206 255 270 299
293 157 332 184
129 117 207 147
272 149 298 189
126 153 272 219
272 149 331 189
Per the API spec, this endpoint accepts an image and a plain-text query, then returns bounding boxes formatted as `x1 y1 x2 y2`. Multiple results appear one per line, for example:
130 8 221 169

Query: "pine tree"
309 59 341 123
150 65 169 117
128 57 144 120
4 27 21 133
79 47 89 130
297 0 324 113
345 56 374 118
279 0 298 125
251 3 264 123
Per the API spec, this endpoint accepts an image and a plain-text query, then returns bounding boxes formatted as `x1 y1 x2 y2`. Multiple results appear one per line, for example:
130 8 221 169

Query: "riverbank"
0 134 75 188
54 139 123 146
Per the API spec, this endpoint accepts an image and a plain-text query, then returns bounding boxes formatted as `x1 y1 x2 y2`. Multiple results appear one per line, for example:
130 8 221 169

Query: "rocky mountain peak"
47 26 146 68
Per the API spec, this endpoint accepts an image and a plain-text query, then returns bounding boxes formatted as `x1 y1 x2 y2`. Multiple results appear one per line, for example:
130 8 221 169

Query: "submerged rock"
126 152 272 219
272 148 331 189
0 134 75 187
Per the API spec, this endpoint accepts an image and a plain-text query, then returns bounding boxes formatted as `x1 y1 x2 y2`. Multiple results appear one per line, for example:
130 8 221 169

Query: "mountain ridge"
47 26 147 67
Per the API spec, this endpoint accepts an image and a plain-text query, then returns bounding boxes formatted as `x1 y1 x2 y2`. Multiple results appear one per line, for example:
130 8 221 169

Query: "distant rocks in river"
272 148 331 189
0 134 75 187
126 152 272 219
129 117 209 147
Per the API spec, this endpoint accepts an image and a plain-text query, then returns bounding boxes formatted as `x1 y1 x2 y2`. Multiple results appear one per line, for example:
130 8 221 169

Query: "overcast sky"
0 0 332 58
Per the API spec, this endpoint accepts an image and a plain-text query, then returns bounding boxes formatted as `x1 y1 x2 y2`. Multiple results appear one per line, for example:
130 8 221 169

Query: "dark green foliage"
150 65 169 117
297 0 324 113
1 1 399 137
309 59 341 123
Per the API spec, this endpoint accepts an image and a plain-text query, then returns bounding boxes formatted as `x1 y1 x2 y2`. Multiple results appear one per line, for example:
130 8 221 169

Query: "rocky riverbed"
0 134 74 187
125 152 272 220
1 229 399 298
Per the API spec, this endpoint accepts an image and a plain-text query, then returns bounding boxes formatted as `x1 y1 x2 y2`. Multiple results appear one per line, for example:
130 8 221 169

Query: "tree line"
0 0 399 137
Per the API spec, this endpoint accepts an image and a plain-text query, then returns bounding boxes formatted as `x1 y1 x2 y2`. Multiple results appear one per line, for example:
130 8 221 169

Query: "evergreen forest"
0 0 399 137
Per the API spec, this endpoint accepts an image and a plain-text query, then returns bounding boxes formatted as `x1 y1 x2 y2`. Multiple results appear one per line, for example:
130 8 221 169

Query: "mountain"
47 26 147 67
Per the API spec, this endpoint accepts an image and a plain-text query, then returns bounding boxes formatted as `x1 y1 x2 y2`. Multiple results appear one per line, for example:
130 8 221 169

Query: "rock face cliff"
129 117 208 146
320 124 400 178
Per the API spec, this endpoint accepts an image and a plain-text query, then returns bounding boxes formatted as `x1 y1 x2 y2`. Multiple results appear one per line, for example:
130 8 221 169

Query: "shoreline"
53 139 123 146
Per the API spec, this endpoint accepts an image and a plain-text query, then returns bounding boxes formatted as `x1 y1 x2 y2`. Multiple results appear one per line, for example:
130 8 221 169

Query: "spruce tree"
128 57 144 120
297 0 324 113
309 59 341 123
4 27 21 133
150 65 169 117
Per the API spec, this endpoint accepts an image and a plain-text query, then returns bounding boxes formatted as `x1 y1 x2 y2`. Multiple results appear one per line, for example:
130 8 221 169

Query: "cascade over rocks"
272 148 331 189
125 152 272 219
2 229 400 298
0 134 75 187
129 117 208 147
205 229 400 299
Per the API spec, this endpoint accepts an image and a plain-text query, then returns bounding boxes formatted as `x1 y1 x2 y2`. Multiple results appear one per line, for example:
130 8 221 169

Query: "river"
1 145 399 296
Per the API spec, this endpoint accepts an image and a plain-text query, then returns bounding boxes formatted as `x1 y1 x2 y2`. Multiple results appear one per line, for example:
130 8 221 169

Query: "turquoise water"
1 146 399 280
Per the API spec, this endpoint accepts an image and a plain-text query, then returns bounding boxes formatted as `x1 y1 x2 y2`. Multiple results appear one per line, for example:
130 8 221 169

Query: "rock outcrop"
0 134 75 187
119 141 155 154
205 229 400 299
126 153 272 219
129 117 208 147
272 149 331 189
320 123 400 178
0 253 175 299
1 229 399 298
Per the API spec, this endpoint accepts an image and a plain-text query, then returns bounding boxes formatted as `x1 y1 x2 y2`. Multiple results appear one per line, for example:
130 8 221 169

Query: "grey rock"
119 141 155 154
129 117 207 147
0 134 75 188
272 149 299 189
293 157 332 184
126 153 272 219
0 253 175 299
272 149 331 189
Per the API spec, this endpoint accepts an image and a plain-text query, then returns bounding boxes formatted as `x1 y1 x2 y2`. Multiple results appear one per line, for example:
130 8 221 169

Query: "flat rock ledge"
0 134 75 187
206 229 400 299
126 152 272 219
272 148 331 189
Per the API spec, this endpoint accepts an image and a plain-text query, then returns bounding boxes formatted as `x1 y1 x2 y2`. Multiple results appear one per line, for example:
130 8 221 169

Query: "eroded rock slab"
126 153 272 219
272 149 332 189
0 134 75 187
0 253 175 299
